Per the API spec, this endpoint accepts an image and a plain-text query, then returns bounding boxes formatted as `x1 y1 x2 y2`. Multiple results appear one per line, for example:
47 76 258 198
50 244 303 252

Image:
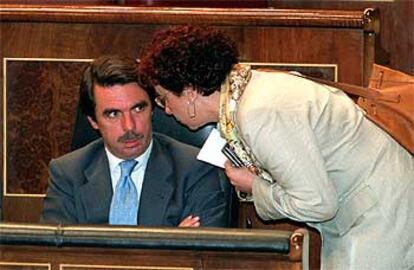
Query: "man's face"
88 82 152 160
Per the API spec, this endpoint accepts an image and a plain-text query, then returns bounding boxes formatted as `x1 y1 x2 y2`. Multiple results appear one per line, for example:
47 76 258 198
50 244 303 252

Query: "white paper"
197 128 227 168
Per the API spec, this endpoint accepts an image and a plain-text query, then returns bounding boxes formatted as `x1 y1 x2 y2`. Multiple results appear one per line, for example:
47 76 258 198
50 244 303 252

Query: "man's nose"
122 113 136 130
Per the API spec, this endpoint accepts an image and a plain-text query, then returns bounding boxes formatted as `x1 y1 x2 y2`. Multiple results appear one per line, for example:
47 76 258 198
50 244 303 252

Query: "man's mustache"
117 130 144 143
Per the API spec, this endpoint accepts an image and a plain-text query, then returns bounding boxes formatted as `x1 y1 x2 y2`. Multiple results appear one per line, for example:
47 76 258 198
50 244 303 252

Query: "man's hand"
224 160 255 193
178 215 200 227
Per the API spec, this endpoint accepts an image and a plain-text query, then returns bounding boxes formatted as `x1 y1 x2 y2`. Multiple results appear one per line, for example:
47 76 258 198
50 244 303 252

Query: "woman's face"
154 85 207 130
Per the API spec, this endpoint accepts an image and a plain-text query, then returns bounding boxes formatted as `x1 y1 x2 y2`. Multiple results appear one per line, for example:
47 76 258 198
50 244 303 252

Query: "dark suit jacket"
41 133 230 227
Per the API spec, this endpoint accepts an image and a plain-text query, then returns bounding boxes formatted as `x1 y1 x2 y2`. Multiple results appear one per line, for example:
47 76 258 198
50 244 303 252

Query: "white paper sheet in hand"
197 128 227 168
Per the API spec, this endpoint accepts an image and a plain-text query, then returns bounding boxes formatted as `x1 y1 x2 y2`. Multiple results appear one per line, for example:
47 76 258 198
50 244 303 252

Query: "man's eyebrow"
131 100 149 109
102 108 119 115
101 101 149 116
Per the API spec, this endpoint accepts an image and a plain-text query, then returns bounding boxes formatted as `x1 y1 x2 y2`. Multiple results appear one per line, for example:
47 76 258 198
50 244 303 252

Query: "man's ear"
87 116 99 130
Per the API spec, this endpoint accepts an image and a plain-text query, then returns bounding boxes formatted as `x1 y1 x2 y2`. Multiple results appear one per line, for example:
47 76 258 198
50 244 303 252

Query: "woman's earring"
187 100 196 119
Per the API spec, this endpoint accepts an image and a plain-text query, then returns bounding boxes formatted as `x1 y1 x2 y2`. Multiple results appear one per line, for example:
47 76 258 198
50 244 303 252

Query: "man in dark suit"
41 55 229 227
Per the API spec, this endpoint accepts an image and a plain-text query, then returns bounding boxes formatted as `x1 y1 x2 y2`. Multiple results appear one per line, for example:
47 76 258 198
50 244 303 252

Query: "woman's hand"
224 160 255 193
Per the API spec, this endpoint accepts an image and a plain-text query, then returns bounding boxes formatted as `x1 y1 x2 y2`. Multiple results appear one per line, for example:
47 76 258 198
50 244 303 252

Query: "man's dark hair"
139 25 239 96
79 55 150 120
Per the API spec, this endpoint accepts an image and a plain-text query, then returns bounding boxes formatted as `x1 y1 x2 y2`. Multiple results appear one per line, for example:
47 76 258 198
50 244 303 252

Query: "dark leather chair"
71 105 238 227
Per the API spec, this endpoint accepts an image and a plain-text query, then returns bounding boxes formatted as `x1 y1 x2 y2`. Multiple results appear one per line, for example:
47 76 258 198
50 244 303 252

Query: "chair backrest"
71 105 238 227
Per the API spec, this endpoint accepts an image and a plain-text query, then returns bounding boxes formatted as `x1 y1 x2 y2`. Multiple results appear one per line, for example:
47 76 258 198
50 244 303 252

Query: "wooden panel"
0 0 266 6
5 60 88 195
0 262 50 270
123 0 269 8
61 266 193 270
267 0 413 75
2 197 43 222
241 27 365 83
3 0 412 73
0 5 377 29
1 246 301 270
1 0 116 4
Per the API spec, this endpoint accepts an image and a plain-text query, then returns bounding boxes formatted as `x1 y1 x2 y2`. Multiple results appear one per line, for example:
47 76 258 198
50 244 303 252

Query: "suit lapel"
79 146 113 224
138 137 175 226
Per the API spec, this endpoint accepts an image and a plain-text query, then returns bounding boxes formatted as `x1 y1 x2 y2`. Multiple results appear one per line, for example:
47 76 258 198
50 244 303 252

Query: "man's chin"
119 149 143 160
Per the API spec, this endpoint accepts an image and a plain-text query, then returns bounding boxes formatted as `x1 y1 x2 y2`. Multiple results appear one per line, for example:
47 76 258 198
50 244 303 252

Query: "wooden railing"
0 222 309 270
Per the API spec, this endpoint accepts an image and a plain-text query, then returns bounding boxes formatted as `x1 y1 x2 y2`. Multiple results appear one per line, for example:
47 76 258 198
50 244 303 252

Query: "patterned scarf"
218 64 273 200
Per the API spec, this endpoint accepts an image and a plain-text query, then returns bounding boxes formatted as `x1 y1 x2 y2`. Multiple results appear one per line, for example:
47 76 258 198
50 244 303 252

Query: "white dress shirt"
105 140 153 206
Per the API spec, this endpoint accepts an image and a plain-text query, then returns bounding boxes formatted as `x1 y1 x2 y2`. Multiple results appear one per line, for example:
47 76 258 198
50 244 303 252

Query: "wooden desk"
0 222 309 270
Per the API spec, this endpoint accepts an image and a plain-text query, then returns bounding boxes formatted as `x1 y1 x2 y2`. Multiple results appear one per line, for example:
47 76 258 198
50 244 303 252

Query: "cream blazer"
237 70 414 270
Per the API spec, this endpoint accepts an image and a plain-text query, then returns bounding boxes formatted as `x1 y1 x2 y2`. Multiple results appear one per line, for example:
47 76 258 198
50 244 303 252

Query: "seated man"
41 55 229 227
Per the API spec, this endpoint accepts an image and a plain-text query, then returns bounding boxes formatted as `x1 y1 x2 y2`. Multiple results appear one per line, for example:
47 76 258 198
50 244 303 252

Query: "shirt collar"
105 139 153 173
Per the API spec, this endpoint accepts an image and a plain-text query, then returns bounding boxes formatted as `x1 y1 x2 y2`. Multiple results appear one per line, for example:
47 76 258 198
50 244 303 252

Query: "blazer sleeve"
239 92 339 223
181 161 230 227
40 159 78 224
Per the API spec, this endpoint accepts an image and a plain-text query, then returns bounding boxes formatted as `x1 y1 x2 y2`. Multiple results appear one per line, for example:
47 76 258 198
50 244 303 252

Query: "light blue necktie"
109 160 138 225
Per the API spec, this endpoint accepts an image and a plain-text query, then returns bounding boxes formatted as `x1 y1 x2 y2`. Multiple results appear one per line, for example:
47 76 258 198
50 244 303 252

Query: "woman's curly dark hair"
139 25 239 96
